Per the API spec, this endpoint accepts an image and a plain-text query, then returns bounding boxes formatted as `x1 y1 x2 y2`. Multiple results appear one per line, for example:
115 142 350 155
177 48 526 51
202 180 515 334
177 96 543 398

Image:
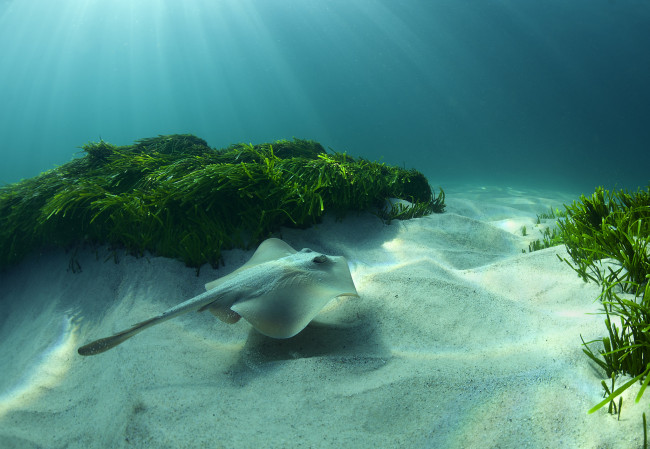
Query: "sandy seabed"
0 184 647 449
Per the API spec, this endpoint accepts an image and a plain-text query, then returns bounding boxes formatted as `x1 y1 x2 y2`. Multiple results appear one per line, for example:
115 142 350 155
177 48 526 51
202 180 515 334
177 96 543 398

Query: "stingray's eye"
312 255 328 264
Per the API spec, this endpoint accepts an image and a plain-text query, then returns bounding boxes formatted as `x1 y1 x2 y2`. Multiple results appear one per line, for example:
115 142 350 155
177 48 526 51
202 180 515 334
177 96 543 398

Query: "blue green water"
1 0 648 193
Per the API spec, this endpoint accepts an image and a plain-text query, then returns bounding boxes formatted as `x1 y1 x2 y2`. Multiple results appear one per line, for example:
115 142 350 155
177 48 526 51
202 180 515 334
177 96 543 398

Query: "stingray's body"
77 239 358 356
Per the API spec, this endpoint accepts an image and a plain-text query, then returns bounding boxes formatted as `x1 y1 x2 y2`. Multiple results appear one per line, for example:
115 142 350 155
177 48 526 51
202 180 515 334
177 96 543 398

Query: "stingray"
77 238 358 356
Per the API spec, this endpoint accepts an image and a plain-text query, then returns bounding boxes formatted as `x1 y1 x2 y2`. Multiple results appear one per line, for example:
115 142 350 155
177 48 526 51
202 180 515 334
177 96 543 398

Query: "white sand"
0 184 647 448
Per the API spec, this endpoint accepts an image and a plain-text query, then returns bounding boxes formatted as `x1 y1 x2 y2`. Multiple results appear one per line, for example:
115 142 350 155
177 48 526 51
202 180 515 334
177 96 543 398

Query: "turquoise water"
1 0 648 192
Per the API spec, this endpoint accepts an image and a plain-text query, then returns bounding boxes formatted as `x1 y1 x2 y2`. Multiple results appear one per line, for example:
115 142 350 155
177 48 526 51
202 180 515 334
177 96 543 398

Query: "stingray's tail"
77 316 161 356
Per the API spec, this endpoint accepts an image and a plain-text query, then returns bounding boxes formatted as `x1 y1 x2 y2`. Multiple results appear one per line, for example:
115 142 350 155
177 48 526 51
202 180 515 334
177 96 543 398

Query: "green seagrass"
555 186 650 414
0 135 444 270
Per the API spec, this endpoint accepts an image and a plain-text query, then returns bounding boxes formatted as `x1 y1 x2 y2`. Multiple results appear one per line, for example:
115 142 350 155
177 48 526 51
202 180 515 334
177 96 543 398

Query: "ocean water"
0 0 648 194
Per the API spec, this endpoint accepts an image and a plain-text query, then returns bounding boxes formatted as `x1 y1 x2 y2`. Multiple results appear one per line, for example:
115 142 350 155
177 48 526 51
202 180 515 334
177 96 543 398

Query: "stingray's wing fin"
205 238 297 291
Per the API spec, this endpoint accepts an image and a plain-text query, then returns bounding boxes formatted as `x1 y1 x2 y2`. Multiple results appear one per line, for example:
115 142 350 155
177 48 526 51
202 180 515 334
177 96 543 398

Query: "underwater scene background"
3 2 650 447
0 0 648 192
